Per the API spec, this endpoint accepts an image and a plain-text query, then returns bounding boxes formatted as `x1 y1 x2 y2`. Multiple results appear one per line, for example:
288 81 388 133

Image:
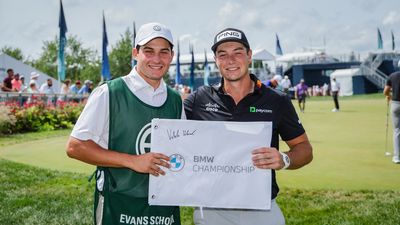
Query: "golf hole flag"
149 119 272 210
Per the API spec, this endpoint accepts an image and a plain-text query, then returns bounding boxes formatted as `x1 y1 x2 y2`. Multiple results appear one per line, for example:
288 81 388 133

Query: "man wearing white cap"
67 22 184 224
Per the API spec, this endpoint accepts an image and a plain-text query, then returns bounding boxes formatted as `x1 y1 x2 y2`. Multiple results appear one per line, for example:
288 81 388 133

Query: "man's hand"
127 153 171 176
252 147 284 170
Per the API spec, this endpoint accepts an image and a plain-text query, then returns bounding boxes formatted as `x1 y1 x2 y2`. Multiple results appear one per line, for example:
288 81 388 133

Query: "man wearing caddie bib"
67 22 184 225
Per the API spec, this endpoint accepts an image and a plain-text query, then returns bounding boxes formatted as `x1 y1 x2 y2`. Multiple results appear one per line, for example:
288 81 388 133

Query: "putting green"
1 95 399 190
0 135 94 174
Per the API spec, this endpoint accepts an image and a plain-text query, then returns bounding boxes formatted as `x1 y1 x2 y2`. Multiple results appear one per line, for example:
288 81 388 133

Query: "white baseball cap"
30 72 39 79
135 22 173 48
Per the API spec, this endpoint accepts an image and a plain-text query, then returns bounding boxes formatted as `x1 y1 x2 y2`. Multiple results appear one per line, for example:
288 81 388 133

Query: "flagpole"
189 42 195 91
58 0 68 84
132 21 137 68
175 40 181 85
102 12 111 80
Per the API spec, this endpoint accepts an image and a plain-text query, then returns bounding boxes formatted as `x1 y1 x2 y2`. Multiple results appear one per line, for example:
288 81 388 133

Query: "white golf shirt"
71 68 185 149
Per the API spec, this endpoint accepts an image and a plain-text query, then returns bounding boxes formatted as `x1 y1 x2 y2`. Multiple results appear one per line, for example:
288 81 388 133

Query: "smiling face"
133 38 174 88
214 41 252 82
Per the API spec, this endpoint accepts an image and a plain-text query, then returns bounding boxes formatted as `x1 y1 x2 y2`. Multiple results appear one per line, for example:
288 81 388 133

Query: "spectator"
331 77 340 112
295 79 308 113
30 72 40 87
27 81 39 104
70 80 82 94
27 81 39 94
60 79 71 95
265 79 279 89
77 80 92 95
281 75 292 94
2 68 14 92
322 83 329 96
19 75 28 93
11 73 22 91
40 78 55 94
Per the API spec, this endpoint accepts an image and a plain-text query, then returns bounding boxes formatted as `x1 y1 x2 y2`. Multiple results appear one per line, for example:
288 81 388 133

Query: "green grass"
1 159 399 225
0 129 71 147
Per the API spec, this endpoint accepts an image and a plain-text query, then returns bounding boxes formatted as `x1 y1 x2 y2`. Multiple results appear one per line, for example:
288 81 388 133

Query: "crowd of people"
264 74 340 113
1 68 94 96
1 68 95 105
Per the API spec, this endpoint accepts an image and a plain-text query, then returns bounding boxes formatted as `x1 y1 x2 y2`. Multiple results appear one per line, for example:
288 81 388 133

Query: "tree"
32 35 99 82
109 29 133 78
0 46 24 61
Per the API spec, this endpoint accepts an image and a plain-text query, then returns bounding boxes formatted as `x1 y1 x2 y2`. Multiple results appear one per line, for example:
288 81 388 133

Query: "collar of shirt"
122 67 168 107
214 74 262 96
126 67 167 94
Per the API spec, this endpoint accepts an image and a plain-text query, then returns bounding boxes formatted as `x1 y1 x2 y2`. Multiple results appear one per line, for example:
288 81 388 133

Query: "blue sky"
1 0 399 59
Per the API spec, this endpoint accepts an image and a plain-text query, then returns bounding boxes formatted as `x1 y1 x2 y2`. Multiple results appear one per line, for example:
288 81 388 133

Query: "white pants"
193 200 285 225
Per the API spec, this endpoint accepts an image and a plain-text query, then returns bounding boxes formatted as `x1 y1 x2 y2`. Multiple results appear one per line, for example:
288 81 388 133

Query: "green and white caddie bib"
94 78 182 225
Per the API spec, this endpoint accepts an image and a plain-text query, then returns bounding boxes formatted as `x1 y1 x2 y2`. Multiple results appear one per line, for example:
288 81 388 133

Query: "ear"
170 50 175 63
132 48 138 59
247 49 253 64
214 56 219 69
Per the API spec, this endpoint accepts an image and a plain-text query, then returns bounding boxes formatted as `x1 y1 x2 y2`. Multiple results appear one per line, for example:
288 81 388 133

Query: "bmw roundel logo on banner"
169 154 185 172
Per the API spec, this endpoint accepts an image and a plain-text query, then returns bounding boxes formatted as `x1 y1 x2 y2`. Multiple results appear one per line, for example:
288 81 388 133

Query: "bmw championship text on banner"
149 119 273 210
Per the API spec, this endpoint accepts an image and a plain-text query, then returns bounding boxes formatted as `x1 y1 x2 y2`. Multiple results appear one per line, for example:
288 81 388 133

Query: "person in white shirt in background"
40 78 55 94
280 75 291 95
330 76 340 112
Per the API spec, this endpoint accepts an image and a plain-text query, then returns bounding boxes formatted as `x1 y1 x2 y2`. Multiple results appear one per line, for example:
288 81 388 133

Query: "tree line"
1 29 134 85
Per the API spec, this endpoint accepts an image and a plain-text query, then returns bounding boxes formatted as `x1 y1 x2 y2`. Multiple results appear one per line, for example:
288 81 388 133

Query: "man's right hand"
127 153 171 177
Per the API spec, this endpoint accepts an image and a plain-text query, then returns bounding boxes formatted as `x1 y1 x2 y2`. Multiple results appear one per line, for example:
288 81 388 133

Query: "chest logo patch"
205 102 220 112
249 106 272 113
135 123 152 155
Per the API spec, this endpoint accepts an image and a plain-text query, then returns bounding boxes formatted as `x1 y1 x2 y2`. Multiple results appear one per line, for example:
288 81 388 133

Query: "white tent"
276 51 337 63
0 53 61 91
252 49 275 61
330 68 359 96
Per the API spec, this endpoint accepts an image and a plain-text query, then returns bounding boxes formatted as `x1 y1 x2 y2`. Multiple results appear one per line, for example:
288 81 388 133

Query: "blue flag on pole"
392 30 395 51
102 13 111 80
189 43 195 90
132 21 137 68
203 49 210 86
175 41 181 85
276 34 283 55
377 28 383 50
58 0 67 81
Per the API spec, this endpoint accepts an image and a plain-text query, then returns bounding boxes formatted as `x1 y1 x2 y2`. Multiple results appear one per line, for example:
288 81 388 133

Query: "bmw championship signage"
149 119 272 210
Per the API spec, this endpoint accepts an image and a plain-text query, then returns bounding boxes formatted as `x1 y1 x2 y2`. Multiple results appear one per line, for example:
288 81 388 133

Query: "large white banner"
149 119 272 210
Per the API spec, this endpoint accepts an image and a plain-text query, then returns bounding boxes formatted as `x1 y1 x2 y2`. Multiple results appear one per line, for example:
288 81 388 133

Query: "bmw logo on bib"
169 154 185 172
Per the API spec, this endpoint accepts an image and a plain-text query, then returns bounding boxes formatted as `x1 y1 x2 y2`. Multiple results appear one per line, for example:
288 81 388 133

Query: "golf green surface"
1 95 399 190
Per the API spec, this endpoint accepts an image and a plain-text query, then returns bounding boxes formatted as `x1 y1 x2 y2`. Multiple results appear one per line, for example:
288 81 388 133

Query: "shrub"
0 105 17 134
0 100 84 134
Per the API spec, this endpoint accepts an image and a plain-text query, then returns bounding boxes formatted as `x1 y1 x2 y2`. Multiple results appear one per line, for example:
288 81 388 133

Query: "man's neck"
223 74 254 105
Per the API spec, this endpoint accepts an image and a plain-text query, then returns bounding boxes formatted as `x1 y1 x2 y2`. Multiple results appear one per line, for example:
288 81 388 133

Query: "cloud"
383 11 400 25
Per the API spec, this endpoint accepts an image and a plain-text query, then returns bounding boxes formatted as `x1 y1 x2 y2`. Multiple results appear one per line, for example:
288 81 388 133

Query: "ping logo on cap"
216 30 242 42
